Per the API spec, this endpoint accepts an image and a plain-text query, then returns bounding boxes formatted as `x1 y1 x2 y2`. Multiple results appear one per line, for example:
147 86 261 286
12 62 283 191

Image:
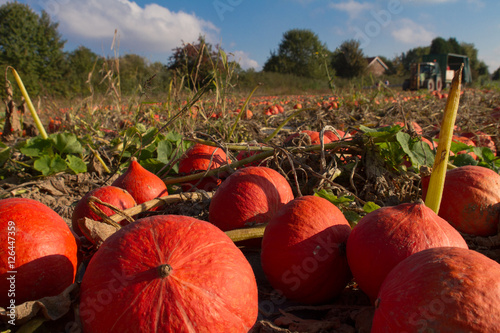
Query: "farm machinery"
403 53 472 92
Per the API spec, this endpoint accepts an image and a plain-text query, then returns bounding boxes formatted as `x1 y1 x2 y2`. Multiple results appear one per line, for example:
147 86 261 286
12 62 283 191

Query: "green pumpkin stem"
225 224 267 243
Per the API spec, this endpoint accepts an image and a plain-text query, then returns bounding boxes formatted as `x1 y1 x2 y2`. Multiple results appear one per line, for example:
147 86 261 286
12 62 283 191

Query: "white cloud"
50 0 219 56
229 50 259 70
391 18 435 45
329 0 373 19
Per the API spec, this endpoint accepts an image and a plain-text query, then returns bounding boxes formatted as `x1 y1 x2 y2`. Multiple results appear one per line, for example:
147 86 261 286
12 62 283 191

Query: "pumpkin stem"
158 264 172 278
424 65 463 214
225 223 267 242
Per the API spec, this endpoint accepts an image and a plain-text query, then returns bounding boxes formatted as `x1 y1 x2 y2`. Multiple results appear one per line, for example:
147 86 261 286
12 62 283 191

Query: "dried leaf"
274 310 340 333
79 217 119 245
0 283 78 326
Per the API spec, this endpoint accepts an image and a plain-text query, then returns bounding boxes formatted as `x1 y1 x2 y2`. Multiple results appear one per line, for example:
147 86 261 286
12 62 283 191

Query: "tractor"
403 53 471 92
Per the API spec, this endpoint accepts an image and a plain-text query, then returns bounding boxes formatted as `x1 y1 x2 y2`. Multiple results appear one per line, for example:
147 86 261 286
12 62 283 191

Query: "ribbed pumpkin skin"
209 166 294 231
261 196 352 304
79 215 258 333
372 247 500 332
112 159 168 207
0 198 78 307
178 143 230 191
346 202 468 303
422 165 500 236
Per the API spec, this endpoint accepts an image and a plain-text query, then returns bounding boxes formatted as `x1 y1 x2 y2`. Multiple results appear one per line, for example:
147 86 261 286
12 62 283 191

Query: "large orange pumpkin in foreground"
422 165 500 236
372 247 500 332
261 195 352 304
346 201 468 303
0 198 78 307
79 215 258 332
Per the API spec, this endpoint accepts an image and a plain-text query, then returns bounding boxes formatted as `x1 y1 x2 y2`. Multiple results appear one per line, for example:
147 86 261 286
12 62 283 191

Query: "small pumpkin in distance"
460 130 496 154
284 130 332 146
324 129 350 141
79 214 258 332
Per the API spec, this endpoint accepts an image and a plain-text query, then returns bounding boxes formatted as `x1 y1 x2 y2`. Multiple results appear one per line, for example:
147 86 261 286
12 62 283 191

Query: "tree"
66 46 104 96
429 37 450 55
460 41 488 79
331 39 367 78
429 37 465 55
263 29 331 79
492 67 500 81
0 2 67 96
400 46 430 72
119 54 150 95
167 36 223 89
378 56 397 76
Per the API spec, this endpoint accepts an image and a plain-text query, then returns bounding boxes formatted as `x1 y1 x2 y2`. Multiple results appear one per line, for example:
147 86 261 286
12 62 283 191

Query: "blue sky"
5 0 500 72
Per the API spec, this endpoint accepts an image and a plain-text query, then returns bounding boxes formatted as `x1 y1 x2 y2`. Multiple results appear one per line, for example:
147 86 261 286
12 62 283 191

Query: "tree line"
1 2 498 100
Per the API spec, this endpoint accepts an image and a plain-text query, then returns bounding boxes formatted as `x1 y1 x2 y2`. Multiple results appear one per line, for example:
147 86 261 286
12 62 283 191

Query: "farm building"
366 56 389 76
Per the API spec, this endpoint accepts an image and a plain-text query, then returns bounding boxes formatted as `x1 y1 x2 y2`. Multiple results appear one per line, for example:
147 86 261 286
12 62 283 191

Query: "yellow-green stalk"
9 67 48 139
424 65 463 213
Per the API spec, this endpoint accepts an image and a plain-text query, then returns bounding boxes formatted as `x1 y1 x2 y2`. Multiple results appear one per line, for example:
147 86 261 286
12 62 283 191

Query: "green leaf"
142 127 158 147
19 137 52 157
157 140 173 164
125 127 141 138
395 131 413 162
165 131 182 144
50 132 84 154
136 123 147 133
34 154 67 176
363 201 381 213
138 149 154 161
410 138 436 167
378 141 404 169
473 147 496 164
0 142 11 167
342 209 362 227
314 189 354 205
399 135 436 168
452 153 477 167
66 155 87 174
139 158 165 174
360 124 401 139
449 140 475 155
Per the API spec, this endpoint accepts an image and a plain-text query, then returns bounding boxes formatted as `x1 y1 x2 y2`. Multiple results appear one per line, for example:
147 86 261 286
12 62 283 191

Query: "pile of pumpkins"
1 142 499 332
